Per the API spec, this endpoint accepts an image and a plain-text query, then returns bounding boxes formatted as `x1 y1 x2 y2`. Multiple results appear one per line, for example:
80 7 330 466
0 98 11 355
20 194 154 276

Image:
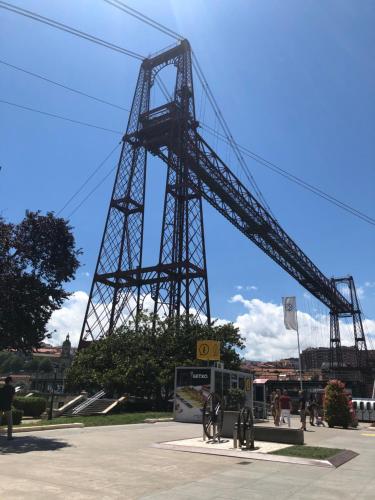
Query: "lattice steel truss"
329 276 369 369
80 40 210 345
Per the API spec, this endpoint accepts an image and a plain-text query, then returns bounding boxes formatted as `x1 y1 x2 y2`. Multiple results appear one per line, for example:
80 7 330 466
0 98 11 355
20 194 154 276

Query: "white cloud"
230 295 375 360
47 290 375 358
357 286 365 299
353 281 375 300
230 295 328 360
48 291 89 347
81 271 90 278
235 285 257 291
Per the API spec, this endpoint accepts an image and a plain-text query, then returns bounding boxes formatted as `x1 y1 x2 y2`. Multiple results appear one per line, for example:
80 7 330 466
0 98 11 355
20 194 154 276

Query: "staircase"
70 398 117 416
61 390 118 416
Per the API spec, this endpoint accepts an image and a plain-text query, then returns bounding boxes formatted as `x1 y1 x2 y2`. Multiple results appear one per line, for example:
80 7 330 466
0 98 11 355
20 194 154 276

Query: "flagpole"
282 296 303 391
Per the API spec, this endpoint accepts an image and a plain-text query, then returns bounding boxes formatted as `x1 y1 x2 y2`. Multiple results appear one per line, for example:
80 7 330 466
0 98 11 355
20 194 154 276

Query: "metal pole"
48 367 57 420
296 323 303 391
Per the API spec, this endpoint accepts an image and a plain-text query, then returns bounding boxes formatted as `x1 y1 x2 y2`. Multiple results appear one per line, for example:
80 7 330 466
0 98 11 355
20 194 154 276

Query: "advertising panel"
174 368 212 422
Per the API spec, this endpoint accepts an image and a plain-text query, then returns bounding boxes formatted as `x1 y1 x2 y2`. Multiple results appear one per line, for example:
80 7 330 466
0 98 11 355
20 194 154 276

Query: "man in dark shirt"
299 390 307 431
0 376 15 439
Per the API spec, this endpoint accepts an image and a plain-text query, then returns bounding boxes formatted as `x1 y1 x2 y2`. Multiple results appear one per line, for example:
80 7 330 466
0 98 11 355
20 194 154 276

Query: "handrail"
72 389 105 415
54 394 85 416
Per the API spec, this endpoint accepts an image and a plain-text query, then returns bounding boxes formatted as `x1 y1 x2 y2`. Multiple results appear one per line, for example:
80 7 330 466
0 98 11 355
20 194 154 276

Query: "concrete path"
0 418 374 499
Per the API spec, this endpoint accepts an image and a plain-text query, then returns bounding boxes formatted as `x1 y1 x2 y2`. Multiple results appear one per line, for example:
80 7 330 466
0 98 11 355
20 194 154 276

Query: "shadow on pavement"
0 435 71 454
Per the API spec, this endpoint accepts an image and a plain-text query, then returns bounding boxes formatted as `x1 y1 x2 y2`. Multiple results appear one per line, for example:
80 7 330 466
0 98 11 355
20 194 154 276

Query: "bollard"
250 428 255 450
245 426 250 450
233 423 238 448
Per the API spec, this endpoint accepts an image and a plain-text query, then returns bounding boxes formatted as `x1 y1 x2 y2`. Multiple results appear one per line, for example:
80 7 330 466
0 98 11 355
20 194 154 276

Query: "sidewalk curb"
153 441 358 468
2 423 84 433
144 418 174 424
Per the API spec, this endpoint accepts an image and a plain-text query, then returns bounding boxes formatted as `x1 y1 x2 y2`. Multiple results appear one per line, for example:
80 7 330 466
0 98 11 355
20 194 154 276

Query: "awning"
254 378 269 384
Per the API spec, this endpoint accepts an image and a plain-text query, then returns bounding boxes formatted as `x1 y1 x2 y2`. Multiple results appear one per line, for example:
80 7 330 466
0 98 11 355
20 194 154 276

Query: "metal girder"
148 125 351 314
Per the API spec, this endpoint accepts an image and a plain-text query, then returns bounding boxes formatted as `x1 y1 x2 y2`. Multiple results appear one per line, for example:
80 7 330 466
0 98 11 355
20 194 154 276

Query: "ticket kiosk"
174 366 253 423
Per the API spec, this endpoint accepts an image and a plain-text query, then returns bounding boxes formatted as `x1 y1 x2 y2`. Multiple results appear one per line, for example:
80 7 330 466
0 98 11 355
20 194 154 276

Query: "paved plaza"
0 418 374 499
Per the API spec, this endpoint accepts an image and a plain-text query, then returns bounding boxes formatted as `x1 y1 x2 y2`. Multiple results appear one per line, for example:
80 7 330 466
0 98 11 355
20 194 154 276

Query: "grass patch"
16 412 173 428
270 445 344 460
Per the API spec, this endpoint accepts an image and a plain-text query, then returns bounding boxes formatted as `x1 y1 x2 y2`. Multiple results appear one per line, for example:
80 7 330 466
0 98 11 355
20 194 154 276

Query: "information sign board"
196 340 220 360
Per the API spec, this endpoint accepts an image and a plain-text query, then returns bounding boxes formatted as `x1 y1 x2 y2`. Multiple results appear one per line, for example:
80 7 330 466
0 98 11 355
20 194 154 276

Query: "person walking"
279 389 292 427
298 390 307 431
273 389 281 426
0 376 15 440
308 394 317 426
270 390 276 423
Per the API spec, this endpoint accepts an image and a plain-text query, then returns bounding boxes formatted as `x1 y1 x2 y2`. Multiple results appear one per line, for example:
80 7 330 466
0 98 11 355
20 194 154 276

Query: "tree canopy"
66 314 245 408
0 211 80 351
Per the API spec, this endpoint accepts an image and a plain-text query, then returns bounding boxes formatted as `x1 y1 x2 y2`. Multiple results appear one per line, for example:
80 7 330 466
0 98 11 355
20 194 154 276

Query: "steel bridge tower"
79 39 370 376
80 40 210 345
329 276 368 369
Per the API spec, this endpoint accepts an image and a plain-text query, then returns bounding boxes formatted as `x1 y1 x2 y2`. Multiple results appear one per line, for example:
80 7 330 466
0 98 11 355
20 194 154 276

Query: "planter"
221 411 304 445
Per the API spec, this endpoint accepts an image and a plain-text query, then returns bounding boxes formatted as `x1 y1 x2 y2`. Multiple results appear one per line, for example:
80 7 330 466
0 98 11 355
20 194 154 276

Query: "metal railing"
71 390 105 415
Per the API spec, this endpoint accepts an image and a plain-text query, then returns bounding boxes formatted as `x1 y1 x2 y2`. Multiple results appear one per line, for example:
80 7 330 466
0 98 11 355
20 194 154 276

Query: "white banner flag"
282 296 298 331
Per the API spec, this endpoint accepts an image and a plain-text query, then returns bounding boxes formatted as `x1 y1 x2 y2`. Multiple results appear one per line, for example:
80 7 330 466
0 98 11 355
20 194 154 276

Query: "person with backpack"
0 376 15 440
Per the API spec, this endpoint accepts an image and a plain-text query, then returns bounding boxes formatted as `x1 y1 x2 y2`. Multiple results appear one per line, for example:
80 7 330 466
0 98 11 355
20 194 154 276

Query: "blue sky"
1 1 374 357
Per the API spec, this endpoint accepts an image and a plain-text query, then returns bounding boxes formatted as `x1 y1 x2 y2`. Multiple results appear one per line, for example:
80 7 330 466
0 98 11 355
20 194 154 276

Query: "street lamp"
48 363 58 420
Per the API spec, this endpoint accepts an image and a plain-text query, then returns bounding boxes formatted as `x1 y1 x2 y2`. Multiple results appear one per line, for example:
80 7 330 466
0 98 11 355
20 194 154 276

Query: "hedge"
13 396 47 418
0 408 23 425
115 398 155 413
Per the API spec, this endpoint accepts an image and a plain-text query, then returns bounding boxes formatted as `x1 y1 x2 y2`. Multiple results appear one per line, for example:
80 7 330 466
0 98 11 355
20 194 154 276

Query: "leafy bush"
13 396 47 418
225 388 245 411
324 379 351 429
115 397 155 413
0 408 23 425
65 314 244 409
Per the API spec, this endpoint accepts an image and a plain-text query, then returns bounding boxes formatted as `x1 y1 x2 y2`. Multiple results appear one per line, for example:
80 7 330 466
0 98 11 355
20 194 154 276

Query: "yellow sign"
196 340 220 361
245 378 252 392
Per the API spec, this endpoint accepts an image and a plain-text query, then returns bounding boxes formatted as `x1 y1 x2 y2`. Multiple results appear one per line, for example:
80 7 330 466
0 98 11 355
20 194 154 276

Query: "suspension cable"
0 1 144 60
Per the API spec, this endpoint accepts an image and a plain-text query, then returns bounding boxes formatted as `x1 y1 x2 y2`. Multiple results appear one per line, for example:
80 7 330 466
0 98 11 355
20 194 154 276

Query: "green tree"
324 379 351 428
0 351 12 371
0 211 80 351
24 358 41 373
1 354 25 373
38 358 54 373
66 315 244 408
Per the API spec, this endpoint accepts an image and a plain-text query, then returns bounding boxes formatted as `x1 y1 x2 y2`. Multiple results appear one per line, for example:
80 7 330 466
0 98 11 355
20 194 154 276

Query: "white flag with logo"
282 296 298 331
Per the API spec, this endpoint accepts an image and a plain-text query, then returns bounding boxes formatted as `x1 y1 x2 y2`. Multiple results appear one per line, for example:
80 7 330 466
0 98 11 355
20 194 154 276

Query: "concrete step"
64 398 117 416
